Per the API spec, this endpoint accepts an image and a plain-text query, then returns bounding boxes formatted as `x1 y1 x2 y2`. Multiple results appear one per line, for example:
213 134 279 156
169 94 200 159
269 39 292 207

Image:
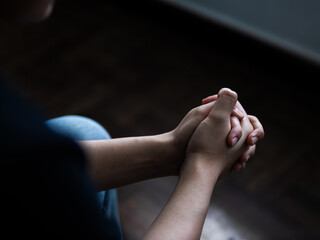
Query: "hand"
169 95 245 174
202 94 264 171
184 88 254 178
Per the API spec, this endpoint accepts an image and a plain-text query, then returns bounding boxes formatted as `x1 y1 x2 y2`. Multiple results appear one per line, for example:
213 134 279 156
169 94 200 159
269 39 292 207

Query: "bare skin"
143 88 254 239
79 95 263 190
202 94 264 170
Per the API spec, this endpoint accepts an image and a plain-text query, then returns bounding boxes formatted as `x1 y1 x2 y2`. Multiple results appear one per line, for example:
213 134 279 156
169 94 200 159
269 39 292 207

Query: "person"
0 1 265 239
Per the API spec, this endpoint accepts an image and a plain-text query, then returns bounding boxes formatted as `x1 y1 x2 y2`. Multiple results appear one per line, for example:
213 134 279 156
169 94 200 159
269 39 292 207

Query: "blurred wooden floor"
0 0 319 239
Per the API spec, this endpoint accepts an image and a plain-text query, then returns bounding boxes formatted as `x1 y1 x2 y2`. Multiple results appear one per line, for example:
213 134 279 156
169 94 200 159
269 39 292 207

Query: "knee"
46 115 111 141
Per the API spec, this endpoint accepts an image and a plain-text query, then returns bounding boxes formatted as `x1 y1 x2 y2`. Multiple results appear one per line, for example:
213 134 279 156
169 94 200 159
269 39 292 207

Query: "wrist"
153 131 183 176
181 154 223 180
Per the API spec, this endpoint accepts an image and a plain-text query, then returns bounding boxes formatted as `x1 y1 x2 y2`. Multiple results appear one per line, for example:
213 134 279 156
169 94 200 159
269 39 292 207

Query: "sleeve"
0 79 114 239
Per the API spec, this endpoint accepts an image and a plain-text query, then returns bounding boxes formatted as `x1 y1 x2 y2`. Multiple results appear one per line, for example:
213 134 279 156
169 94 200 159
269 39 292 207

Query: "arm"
78 133 176 190
77 100 229 190
143 88 254 239
78 100 243 190
77 99 219 190
142 161 220 240
79 91 263 191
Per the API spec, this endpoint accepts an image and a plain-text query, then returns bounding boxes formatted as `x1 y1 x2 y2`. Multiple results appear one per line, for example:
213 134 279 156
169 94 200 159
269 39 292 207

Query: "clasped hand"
171 88 264 178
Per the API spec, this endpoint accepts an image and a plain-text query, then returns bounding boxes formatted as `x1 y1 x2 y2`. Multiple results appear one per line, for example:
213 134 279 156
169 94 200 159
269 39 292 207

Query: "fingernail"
251 137 259 145
232 137 239 146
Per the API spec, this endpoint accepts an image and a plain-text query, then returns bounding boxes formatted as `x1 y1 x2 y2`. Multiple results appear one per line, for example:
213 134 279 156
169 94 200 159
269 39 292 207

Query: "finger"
178 101 216 131
234 99 247 115
207 88 238 122
247 115 265 145
239 145 256 162
232 160 246 171
202 94 244 120
227 116 242 147
231 107 244 120
202 94 218 104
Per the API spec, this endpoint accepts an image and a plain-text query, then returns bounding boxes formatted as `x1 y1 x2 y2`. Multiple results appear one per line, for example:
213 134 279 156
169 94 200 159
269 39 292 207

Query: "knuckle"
207 112 226 124
231 115 241 125
188 107 197 116
249 115 265 138
219 88 238 100
194 106 209 119
248 115 258 121
256 129 265 139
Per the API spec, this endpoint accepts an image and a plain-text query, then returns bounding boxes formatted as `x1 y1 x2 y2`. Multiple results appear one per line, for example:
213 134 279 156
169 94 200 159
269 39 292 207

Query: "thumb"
207 88 238 121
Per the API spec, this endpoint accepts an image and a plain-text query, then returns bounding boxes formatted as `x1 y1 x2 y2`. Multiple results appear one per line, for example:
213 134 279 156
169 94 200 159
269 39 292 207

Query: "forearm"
78 132 179 190
143 88 260 239
143 159 220 240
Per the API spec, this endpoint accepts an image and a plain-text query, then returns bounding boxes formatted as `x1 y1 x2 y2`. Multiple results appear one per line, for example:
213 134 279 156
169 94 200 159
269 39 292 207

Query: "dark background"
0 0 319 239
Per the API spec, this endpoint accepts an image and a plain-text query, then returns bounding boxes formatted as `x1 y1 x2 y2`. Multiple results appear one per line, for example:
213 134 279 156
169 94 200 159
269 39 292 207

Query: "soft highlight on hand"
184 88 254 178
201 89 264 171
